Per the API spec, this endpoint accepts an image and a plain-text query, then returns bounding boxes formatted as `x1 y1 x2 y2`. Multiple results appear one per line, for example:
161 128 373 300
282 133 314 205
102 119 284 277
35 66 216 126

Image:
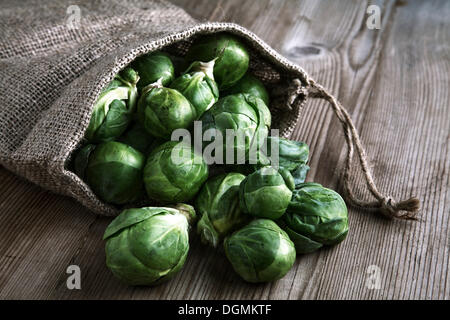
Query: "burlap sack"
0 0 419 218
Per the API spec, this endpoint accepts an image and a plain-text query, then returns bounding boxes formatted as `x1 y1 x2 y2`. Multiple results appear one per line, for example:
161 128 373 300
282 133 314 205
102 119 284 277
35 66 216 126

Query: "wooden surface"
0 0 449 299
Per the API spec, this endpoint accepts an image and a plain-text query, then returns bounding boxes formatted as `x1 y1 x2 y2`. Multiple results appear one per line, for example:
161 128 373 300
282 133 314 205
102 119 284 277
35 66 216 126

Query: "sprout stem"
185 58 217 80
141 77 164 96
169 203 197 225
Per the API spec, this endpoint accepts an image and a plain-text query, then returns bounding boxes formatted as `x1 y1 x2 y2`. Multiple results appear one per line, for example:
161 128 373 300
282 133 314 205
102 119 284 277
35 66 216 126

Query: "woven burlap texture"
0 0 311 216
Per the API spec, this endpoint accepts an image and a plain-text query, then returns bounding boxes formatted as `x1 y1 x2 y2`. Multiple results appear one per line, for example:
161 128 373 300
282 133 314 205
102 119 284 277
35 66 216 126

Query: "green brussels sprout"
185 34 249 89
143 141 208 203
137 80 197 139
291 163 310 186
224 219 296 283
266 136 309 171
85 68 139 143
103 205 195 286
239 166 294 220
79 141 145 205
195 172 248 247
200 93 271 164
170 59 219 118
131 51 174 90
117 121 162 155
281 182 349 254
264 136 310 185
225 73 270 106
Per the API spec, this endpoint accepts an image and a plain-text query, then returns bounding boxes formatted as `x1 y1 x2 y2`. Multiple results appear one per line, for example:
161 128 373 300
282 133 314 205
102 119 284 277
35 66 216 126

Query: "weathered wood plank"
0 169 97 299
305 0 450 299
0 0 448 299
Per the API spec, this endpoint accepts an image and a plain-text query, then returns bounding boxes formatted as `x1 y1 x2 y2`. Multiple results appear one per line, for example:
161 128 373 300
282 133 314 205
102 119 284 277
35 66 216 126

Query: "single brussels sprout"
81 141 145 205
103 205 195 286
265 136 309 171
131 51 174 90
117 121 162 155
85 68 139 143
225 73 270 106
239 167 294 220
137 80 197 139
281 182 349 254
143 141 208 203
200 93 271 164
170 59 219 118
195 172 248 247
264 136 310 185
224 219 296 283
185 34 249 89
291 163 310 186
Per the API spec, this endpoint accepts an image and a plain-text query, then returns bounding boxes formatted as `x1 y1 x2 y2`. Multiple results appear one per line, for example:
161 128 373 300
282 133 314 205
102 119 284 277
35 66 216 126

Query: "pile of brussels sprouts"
72 34 349 285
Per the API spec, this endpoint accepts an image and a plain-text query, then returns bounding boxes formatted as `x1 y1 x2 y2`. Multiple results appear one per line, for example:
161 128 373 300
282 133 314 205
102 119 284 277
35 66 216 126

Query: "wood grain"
0 0 448 299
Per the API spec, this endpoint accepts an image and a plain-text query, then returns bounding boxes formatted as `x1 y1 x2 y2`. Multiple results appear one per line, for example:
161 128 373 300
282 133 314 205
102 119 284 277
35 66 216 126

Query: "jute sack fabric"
0 0 419 218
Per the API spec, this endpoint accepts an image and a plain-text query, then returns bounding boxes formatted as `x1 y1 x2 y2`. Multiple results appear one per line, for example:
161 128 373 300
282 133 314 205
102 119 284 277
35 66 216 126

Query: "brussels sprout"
103 205 195 286
85 68 139 143
185 34 249 89
225 73 270 106
239 167 294 220
143 141 208 203
82 141 145 205
137 79 197 139
200 93 271 164
170 59 219 118
117 121 162 155
266 136 309 171
281 182 349 254
291 163 310 186
131 51 174 90
195 172 248 247
264 136 310 185
224 219 296 283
